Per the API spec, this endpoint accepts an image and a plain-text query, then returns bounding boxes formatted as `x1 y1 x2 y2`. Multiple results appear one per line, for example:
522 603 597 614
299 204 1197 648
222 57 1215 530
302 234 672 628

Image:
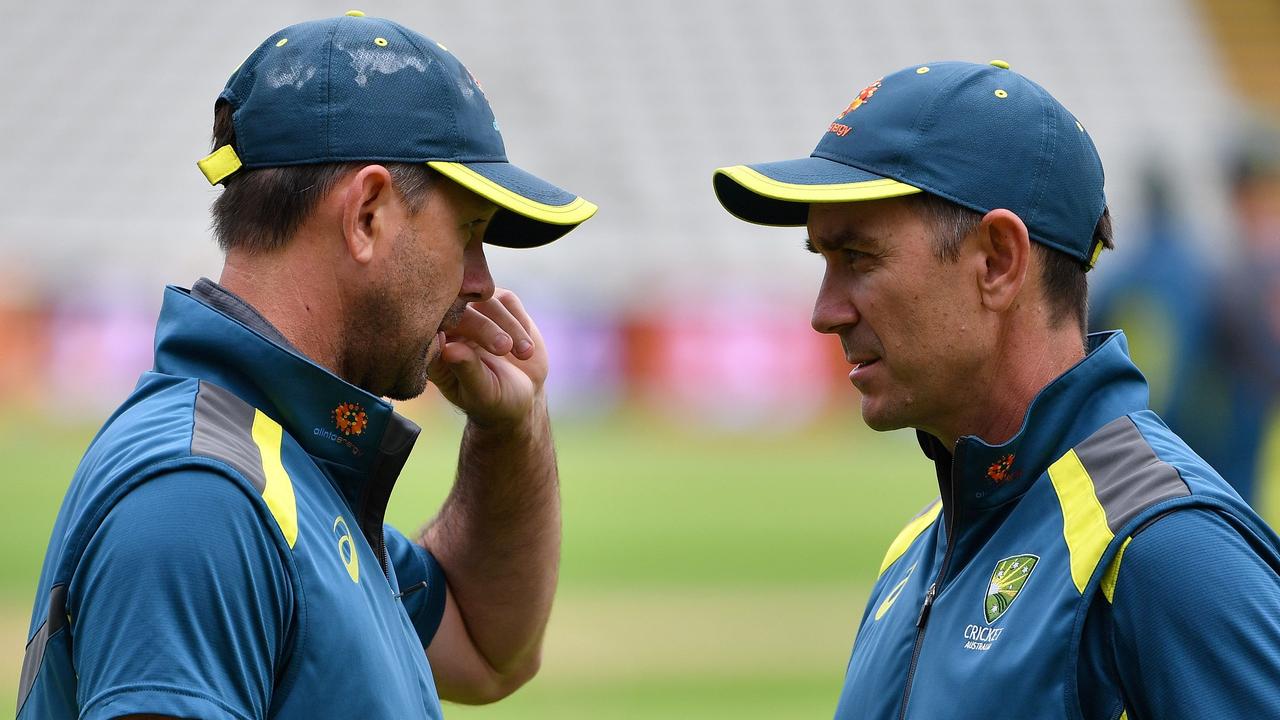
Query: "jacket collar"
152 284 420 530
918 331 1150 514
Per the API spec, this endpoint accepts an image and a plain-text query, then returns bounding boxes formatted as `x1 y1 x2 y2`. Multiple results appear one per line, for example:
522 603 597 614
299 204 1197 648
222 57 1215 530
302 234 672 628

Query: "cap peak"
196 13 595 247
712 59 1106 268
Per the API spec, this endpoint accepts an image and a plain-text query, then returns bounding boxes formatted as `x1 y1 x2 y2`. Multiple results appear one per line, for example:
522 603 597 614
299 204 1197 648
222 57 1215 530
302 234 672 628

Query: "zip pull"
394 580 428 600
916 583 938 628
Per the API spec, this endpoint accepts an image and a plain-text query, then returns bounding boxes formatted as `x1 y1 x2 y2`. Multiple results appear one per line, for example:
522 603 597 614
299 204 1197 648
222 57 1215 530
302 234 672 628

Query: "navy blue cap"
197 11 596 248
713 61 1107 267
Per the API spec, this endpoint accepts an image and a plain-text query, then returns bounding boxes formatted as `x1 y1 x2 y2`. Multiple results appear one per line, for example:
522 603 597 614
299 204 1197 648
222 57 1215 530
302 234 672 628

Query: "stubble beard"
340 226 453 401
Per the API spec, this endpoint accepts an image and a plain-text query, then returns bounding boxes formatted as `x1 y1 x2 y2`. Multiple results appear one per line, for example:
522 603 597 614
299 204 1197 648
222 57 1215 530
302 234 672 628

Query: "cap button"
345 9 366 17
989 59 1011 69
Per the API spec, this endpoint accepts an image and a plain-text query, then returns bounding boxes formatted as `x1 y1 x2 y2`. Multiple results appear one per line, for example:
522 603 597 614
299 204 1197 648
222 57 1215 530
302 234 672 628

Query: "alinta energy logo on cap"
830 78 882 137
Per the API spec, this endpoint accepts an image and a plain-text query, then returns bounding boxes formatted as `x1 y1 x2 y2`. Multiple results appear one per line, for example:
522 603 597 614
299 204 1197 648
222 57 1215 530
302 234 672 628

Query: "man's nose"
810 270 858 334
460 241 496 302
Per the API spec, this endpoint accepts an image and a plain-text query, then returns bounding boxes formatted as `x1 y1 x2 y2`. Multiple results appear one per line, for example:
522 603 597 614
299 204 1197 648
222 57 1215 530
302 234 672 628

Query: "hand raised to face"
427 288 549 429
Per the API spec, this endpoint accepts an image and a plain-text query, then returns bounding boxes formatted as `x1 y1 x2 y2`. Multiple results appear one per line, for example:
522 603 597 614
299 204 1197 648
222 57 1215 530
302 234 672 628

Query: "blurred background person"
1211 120 1280 504
1094 122 1280 508
1088 164 1226 485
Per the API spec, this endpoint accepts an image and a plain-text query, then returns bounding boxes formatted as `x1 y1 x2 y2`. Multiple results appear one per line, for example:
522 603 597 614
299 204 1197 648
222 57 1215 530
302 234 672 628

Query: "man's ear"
340 165 397 265
975 209 1031 314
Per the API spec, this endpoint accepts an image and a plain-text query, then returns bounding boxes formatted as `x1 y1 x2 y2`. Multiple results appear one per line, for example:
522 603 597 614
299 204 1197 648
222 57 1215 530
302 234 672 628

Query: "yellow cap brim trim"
197 145 243 185
428 161 598 226
714 165 923 204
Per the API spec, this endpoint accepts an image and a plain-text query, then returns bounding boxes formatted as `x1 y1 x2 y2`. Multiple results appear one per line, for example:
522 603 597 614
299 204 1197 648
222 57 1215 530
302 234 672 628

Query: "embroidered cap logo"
333 402 368 436
838 79 882 119
829 78 882 137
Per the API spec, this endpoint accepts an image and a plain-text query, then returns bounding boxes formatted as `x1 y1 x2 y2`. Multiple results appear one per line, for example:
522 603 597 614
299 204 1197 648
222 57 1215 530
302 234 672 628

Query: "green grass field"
1 408 943 718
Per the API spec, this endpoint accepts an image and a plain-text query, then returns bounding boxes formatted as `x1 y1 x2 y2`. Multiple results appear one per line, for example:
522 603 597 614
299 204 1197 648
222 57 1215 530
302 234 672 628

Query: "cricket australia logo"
985 554 1038 623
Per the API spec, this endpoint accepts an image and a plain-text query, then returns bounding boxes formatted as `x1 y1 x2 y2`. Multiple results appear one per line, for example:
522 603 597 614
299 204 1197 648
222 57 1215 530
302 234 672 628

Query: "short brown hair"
905 193 1114 334
208 100 437 253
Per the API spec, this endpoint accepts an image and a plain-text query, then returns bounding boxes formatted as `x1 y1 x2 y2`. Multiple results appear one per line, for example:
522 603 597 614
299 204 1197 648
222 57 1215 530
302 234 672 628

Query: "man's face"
807 197 987 437
347 175 497 400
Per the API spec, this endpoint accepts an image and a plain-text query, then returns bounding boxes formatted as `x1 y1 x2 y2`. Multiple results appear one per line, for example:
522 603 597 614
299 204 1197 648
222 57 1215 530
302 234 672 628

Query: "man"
19 11 594 719
713 61 1280 719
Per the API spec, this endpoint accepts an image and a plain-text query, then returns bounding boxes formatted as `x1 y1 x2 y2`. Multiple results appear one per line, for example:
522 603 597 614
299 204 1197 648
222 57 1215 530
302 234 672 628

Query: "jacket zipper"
897 447 961 720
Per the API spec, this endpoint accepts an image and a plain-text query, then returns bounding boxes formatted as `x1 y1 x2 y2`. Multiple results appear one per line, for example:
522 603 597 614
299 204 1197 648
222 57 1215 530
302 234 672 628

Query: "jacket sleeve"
384 524 449 648
1110 507 1280 719
69 469 293 720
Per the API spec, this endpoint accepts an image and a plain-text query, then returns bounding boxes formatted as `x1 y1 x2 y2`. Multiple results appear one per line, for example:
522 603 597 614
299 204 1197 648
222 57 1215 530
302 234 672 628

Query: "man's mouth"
847 356 881 385
438 303 467 335
427 303 469 359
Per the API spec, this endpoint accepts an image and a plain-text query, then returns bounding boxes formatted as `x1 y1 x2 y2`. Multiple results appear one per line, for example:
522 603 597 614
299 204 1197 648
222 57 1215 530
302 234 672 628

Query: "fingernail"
515 340 532 355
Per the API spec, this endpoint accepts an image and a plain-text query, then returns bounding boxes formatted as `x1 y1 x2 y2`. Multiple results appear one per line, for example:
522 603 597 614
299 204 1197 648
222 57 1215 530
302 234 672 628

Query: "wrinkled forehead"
805 197 931 251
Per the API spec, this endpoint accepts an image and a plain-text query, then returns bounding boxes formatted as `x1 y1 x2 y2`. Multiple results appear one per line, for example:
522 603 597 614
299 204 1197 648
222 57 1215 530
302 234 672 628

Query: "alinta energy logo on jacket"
987 453 1016 483
334 402 368 436
311 401 367 457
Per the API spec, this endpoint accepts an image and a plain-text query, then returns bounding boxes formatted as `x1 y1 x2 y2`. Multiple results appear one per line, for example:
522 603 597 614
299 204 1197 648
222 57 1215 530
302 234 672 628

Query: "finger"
439 339 498 397
426 331 456 385
493 290 543 359
446 305 514 356
455 293 535 356
471 291 536 359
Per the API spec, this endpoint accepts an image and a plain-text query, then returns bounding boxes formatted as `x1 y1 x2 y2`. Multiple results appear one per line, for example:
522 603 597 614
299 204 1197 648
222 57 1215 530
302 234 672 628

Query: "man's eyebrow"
804 230 881 254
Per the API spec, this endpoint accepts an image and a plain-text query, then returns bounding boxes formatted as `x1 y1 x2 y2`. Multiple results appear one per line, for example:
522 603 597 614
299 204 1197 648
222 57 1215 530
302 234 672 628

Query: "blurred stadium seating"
0 0 1252 425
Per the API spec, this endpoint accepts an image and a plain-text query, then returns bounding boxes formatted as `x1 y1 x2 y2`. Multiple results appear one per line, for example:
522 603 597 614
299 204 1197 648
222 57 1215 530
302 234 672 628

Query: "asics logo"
333 515 360 583
875 563 916 621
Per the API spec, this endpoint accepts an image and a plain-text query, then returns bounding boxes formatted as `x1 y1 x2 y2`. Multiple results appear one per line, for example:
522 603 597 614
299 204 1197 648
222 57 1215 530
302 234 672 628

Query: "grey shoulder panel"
16 584 67 715
191 381 266 492
1074 415 1190 534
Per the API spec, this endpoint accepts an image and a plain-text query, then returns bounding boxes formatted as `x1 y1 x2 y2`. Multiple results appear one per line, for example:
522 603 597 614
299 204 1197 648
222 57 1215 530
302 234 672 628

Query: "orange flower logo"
333 402 368 437
837 79 882 119
987 454 1015 483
